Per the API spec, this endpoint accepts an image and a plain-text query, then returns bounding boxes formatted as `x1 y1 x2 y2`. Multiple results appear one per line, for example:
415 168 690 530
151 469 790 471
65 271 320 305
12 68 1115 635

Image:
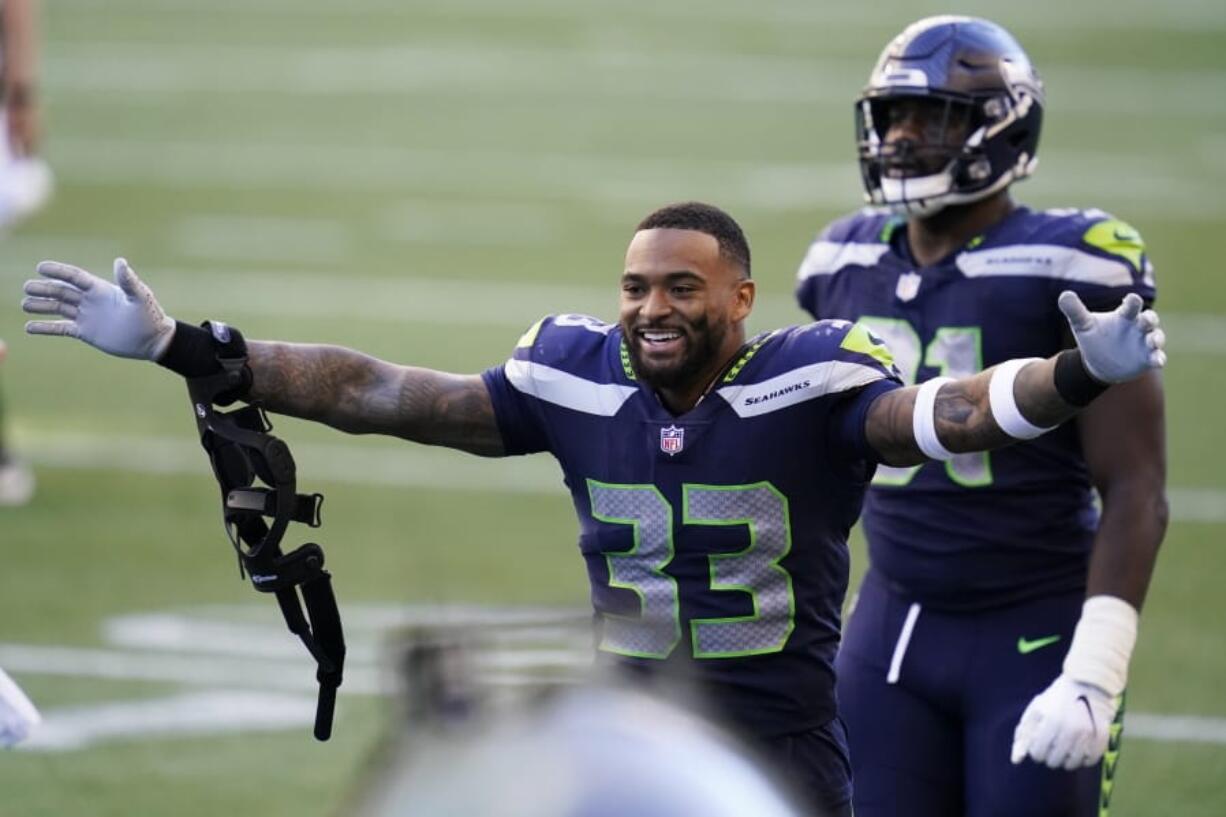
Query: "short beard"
626 314 727 392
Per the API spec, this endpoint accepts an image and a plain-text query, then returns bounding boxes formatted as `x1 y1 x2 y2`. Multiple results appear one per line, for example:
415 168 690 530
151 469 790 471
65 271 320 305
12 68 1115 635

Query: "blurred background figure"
350 624 808 817
0 338 35 504
0 665 40 747
0 0 51 227
0 0 52 506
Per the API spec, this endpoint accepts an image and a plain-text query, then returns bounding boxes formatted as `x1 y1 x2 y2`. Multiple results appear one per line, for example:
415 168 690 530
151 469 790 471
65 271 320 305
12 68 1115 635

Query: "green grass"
1 0 1223 814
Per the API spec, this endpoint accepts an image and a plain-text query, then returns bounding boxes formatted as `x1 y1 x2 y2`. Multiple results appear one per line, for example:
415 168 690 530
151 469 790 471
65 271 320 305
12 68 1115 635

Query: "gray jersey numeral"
857 317 993 487
587 480 795 660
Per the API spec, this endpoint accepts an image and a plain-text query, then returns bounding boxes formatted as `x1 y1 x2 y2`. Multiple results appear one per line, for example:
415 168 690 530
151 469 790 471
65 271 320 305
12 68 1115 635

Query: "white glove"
22 258 175 361
0 666 41 748
1058 290 1165 383
1011 674 1118 770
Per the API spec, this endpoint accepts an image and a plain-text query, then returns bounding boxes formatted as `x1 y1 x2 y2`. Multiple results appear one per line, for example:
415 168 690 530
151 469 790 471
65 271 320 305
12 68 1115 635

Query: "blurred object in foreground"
350 618 806 817
0 666 41 747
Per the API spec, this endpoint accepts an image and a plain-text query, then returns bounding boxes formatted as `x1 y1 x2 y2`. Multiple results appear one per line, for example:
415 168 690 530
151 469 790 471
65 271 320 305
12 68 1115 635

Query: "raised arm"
864 291 1166 466
21 258 506 456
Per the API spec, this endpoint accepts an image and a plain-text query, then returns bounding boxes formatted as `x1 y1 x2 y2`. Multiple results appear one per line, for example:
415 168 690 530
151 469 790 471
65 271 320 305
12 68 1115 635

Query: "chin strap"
186 321 346 741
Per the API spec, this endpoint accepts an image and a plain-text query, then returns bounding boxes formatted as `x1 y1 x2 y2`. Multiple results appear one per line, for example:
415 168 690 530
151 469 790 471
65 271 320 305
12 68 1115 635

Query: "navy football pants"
836 570 1120 817
749 719 854 817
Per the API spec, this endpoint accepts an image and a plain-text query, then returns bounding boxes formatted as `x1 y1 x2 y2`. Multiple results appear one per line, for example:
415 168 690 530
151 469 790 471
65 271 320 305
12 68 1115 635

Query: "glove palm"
22 258 174 361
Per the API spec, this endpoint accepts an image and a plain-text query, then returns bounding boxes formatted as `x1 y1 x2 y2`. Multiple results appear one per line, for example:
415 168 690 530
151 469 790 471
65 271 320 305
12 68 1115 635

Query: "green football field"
1 0 1224 813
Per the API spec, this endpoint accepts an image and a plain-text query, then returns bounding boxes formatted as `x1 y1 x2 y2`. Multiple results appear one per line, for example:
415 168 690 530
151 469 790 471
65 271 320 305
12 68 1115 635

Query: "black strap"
185 326 346 742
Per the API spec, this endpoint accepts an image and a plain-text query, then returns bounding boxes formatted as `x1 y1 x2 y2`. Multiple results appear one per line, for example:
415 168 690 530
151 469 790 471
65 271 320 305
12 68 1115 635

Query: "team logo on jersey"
659 425 685 456
895 272 921 302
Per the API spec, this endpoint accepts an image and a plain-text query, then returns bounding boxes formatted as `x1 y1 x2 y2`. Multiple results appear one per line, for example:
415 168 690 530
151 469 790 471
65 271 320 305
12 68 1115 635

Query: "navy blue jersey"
482 314 902 736
795 206 1156 610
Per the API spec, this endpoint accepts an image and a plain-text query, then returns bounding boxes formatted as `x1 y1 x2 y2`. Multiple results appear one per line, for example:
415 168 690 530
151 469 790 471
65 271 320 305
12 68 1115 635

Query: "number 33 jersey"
795 206 1156 611
482 315 901 736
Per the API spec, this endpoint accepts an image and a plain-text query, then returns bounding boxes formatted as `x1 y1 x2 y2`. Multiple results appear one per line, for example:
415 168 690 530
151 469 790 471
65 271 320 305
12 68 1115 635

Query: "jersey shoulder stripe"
504 358 637 416
717 322 900 417
503 314 636 415
717 359 889 417
797 240 890 281
796 209 897 282
954 244 1135 287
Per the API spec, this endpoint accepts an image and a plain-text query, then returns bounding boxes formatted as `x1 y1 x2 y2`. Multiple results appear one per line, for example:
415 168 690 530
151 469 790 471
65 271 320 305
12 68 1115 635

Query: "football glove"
22 258 175 361
0 666 41 748
1058 290 1165 383
1012 595 1136 769
1010 674 1118 770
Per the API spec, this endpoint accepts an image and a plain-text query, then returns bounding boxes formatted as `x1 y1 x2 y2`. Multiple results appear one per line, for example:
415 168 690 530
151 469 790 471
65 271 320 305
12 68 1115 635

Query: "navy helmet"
856 16 1044 216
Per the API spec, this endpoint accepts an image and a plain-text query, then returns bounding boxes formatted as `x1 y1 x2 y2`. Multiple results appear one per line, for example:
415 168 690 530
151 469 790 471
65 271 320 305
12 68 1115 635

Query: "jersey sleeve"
481 317 553 456
819 320 905 464
1062 213 1157 311
795 210 899 320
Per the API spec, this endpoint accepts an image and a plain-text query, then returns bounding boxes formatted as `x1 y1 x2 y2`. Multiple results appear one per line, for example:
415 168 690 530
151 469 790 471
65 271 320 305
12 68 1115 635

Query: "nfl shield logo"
660 425 685 456
895 272 921 302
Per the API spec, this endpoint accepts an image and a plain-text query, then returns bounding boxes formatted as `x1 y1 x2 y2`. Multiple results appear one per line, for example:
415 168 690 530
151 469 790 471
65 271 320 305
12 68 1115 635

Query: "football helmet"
855 16 1044 216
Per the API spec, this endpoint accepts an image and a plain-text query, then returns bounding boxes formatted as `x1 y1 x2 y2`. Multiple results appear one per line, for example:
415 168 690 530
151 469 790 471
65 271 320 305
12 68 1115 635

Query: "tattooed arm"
864 356 1073 467
247 342 504 456
864 291 1167 467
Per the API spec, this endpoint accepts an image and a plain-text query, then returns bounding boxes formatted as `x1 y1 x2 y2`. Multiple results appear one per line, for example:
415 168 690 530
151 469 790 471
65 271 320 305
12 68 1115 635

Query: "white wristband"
1062 595 1139 696
989 358 1053 440
912 376 956 461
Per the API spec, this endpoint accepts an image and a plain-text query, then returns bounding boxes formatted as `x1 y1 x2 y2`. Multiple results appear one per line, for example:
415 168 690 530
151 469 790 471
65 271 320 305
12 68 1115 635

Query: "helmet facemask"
854 17 1044 218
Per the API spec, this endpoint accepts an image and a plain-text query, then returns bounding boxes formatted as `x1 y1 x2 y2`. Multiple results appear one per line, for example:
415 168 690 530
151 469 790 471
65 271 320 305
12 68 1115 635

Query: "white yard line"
44 0 1226 34
35 136 1224 218
3 598 1224 750
2 257 1222 355
172 216 352 265
9 428 1226 522
39 41 1226 118
17 690 318 751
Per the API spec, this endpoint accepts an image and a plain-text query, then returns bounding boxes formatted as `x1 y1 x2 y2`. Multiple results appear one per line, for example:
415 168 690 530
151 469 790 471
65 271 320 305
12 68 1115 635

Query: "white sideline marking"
19 690 317 751
173 215 350 265
1126 713 1226 745
11 428 1226 522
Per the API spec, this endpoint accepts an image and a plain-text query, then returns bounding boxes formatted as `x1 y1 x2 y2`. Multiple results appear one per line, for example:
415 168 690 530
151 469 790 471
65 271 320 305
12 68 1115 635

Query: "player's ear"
732 277 755 322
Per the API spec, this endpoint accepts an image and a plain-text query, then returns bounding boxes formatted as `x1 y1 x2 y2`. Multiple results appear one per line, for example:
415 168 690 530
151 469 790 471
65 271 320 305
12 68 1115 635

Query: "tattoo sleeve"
247 341 505 457
865 356 1082 467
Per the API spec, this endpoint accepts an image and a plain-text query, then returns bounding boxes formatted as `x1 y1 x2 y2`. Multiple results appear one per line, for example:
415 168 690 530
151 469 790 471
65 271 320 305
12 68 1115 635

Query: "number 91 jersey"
795 206 1156 611
481 314 901 737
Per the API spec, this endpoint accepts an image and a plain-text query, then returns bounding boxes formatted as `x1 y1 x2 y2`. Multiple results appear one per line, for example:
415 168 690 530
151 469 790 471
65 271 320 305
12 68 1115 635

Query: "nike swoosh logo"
1017 634 1062 654
1113 229 1139 242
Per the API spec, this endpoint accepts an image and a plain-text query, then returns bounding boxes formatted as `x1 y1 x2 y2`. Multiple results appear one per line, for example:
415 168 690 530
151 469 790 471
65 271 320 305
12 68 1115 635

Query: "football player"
794 16 1165 817
0 0 53 506
23 202 1164 815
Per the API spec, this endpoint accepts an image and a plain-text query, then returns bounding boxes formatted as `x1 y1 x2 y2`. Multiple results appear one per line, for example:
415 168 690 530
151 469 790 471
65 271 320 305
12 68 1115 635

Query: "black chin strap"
186 322 346 741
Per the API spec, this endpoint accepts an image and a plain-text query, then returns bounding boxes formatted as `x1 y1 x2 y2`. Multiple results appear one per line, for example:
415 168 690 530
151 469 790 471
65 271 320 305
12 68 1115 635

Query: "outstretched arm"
865 353 1072 466
245 342 503 455
22 258 506 456
864 291 1166 466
